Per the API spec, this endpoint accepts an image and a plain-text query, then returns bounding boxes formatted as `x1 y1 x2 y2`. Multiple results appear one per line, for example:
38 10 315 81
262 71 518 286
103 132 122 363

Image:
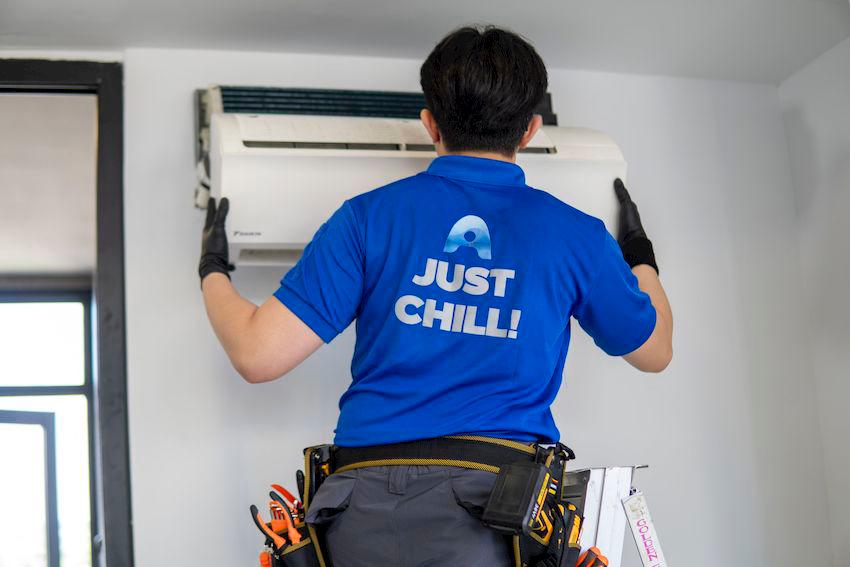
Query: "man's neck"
440 149 517 164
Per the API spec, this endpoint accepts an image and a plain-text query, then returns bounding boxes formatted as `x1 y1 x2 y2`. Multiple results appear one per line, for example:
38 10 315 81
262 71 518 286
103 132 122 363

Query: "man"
200 26 672 567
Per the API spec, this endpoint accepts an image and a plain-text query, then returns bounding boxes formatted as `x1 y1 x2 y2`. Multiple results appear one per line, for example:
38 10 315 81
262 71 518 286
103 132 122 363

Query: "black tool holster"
263 445 333 567
508 442 580 567
290 444 334 567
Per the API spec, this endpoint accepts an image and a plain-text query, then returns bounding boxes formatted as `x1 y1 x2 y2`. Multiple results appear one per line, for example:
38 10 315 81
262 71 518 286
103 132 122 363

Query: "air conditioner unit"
197 87 626 267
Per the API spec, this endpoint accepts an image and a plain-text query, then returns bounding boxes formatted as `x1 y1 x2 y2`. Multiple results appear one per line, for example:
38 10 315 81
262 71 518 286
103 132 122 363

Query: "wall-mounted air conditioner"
195 86 626 267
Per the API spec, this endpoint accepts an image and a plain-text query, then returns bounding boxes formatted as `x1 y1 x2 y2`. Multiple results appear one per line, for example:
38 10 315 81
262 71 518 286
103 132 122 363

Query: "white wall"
548 68 832 566
779 37 850 567
0 93 97 274
0 49 122 61
123 47 832 566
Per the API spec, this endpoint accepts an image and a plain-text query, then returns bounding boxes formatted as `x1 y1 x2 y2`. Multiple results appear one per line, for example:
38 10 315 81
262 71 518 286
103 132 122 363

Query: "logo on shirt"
443 215 492 259
393 214 522 340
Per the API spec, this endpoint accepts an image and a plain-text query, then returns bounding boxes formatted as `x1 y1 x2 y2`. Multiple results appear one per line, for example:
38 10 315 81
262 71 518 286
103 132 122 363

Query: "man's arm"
199 199 323 383
613 179 673 372
202 275 323 383
623 265 673 372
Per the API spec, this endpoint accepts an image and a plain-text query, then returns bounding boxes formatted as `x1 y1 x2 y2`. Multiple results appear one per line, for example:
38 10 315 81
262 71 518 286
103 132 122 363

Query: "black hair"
420 25 548 156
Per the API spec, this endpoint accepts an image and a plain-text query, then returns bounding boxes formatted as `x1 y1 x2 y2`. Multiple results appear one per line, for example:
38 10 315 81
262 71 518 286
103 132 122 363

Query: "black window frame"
0 60 131 567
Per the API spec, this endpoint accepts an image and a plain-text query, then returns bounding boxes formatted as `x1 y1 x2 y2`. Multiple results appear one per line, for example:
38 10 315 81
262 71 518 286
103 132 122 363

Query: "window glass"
0 421 49 567
0 396 92 567
0 302 85 386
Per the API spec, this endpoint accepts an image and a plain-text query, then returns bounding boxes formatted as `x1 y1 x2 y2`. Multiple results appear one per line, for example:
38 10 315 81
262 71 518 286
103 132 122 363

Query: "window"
0 292 97 567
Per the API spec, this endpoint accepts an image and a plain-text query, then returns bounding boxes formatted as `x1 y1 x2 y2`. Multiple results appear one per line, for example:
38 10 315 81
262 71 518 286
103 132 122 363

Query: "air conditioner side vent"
519 146 557 154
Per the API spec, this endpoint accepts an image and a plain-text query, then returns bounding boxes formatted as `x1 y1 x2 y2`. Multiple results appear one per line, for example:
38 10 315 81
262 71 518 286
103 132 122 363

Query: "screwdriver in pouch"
267 501 291 533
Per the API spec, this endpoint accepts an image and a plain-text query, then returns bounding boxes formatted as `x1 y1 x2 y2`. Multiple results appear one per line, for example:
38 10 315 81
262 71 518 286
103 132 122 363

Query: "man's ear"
420 108 441 144
517 115 544 150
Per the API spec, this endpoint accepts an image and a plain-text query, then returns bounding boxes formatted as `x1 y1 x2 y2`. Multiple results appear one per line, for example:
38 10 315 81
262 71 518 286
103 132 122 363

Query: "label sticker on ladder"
622 491 667 567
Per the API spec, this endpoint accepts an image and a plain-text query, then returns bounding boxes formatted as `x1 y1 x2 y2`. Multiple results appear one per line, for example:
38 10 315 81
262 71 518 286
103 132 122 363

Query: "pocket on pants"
305 470 358 526
448 467 498 518
447 468 514 567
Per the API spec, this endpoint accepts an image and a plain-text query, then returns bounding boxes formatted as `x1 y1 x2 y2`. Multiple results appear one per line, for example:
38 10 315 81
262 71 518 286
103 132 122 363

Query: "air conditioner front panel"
236 114 433 146
519 154 625 231
210 114 627 267
213 152 434 266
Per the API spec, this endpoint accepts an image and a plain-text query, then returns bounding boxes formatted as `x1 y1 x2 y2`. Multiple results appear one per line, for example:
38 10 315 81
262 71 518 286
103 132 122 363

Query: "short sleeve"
273 201 364 343
572 228 657 356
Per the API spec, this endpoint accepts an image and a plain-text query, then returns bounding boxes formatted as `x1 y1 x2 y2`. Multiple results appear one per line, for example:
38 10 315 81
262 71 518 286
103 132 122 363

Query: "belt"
330 435 540 475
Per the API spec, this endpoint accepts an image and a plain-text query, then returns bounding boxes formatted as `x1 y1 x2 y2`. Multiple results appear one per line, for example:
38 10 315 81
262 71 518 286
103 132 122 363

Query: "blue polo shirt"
274 155 656 447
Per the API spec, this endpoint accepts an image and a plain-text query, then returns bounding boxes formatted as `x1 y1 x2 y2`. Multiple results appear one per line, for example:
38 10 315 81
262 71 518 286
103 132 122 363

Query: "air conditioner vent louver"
219 87 427 119
215 87 558 125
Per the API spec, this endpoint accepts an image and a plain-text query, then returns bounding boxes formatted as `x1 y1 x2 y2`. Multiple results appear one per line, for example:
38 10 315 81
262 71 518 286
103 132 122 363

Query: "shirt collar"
425 155 527 188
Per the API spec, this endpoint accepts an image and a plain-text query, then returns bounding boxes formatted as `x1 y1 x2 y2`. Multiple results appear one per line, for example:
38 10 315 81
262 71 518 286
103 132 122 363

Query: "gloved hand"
199 197 235 285
614 178 659 275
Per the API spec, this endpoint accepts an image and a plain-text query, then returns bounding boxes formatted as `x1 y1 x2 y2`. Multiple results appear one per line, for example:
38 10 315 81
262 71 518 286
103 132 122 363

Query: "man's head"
420 25 548 159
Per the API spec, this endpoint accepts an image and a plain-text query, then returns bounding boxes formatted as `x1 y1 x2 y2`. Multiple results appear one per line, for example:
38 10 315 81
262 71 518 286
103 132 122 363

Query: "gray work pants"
305 465 513 567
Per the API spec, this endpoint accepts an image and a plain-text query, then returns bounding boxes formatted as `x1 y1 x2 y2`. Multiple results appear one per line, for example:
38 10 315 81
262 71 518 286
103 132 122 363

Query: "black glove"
199 197 235 284
614 178 659 275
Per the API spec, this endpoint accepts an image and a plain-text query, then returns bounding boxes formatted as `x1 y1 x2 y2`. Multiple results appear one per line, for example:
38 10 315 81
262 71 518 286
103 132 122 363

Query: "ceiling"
0 94 97 275
1 0 849 83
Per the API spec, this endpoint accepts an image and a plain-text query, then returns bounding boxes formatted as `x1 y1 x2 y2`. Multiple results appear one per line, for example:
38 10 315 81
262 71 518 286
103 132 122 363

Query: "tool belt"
300 435 582 567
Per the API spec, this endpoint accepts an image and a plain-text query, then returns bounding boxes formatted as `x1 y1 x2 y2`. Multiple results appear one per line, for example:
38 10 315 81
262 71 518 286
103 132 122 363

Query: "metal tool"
249 504 288 552
296 470 306 503
270 491 302 544
272 483 299 507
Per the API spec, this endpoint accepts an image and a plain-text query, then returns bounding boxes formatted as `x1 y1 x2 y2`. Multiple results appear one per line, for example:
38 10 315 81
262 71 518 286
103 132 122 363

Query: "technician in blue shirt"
200 25 672 567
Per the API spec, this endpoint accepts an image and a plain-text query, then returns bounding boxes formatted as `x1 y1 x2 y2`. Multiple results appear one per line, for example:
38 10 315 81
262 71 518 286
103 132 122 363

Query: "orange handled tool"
250 504 288 551
270 518 291 533
272 483 299 507
577 547 609 567
270 491 302 544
